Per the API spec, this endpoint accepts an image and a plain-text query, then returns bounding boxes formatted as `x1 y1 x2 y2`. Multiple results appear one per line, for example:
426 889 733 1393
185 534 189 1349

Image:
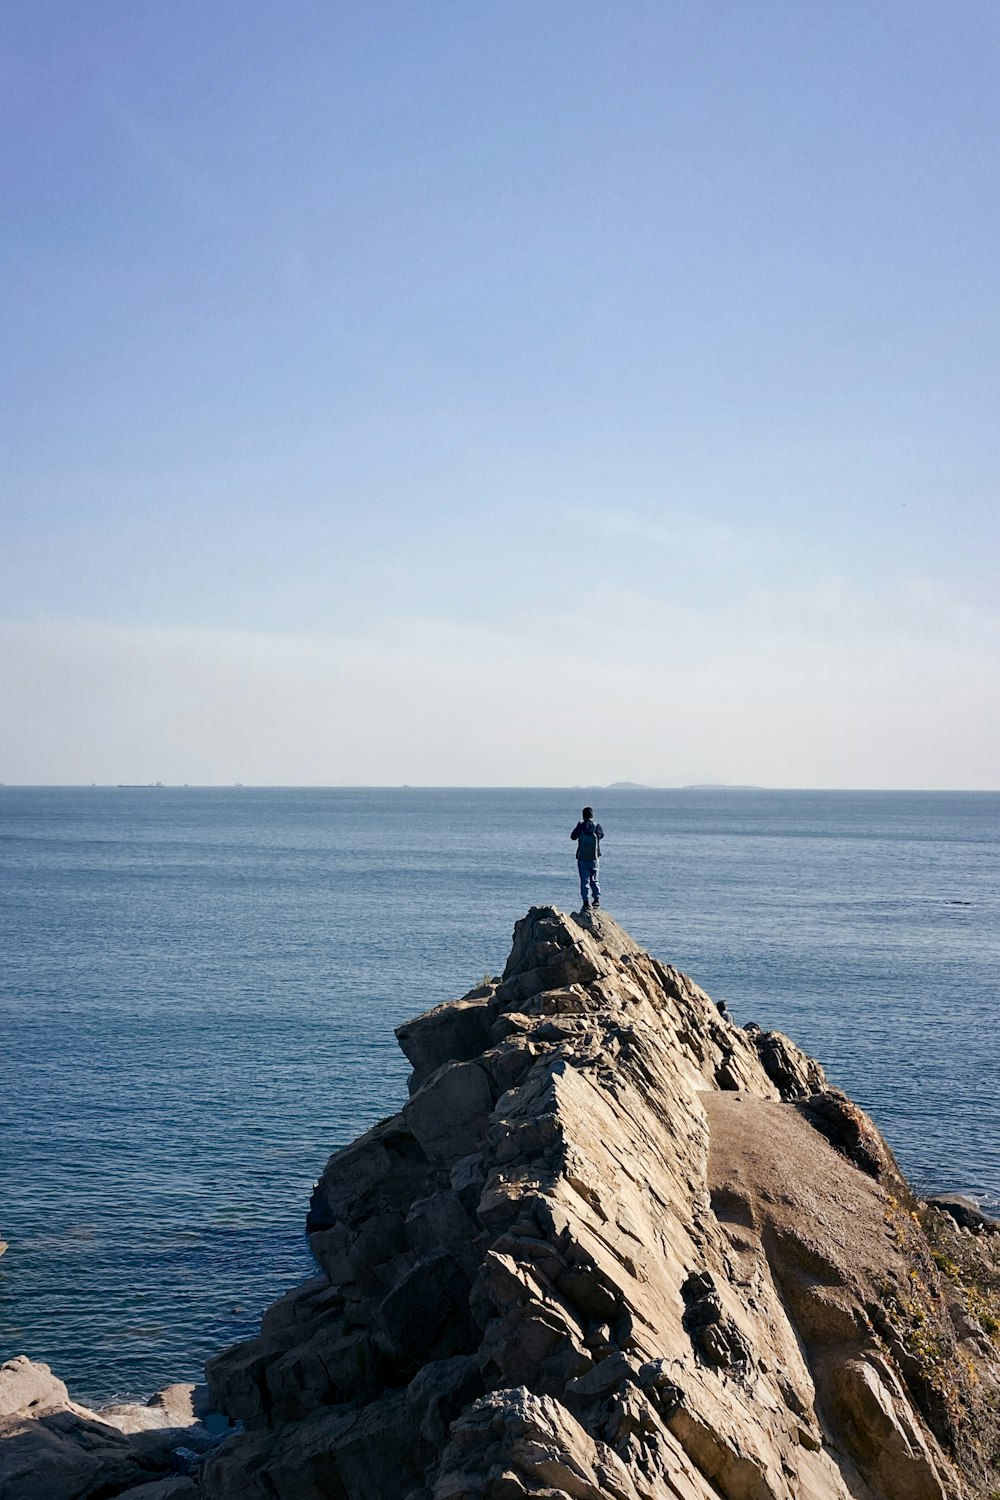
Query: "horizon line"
1 783 999 795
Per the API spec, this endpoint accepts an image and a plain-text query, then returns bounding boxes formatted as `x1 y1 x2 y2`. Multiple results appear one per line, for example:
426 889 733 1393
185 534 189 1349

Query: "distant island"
602 782 766 791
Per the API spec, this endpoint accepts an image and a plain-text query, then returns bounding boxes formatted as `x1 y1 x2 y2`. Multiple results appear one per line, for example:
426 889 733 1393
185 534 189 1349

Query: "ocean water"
0 786 997 1406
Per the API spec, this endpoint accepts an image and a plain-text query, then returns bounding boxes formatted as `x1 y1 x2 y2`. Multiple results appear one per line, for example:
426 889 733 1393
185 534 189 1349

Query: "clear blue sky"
2 1 998 785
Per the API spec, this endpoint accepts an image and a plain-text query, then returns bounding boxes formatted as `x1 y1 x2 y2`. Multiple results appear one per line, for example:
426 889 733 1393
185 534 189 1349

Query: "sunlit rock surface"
200 906 1000 1500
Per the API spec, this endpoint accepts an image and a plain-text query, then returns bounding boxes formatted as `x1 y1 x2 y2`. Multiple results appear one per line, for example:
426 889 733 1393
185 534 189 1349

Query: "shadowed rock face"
189 907 999 1498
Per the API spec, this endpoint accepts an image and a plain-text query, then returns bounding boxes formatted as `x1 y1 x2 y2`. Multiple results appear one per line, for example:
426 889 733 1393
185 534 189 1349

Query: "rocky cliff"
199 906 1000 1500
3 906 999 1500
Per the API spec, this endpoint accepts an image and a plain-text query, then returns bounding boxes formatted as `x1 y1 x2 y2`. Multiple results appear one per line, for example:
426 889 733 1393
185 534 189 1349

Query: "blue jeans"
578 859 600 906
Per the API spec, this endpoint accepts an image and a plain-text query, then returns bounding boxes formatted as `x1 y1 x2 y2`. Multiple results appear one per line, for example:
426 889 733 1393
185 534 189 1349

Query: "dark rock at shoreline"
0 1358 224 1500
927 1194 1000 1234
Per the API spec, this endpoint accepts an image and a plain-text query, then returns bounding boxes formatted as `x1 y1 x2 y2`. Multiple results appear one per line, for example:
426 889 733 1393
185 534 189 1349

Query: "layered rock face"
201 906 1000 1500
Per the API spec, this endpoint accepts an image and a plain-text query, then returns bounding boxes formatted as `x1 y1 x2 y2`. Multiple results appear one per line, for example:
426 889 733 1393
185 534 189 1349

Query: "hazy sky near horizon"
2 2 998 787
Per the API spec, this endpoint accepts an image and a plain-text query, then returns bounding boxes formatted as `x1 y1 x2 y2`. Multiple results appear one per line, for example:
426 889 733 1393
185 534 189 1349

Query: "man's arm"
595 824 604 839
570 822 581 841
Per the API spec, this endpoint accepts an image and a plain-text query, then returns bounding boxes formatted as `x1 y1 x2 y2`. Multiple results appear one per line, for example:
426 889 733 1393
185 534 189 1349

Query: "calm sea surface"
1 787 997 1404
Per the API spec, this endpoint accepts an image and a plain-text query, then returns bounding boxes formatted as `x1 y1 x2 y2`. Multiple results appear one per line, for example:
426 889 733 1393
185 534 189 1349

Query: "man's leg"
590 864 601 907
578 861 590 908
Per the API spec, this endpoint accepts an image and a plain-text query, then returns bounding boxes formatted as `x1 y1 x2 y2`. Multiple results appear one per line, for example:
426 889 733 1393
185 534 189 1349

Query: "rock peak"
198 907 1000 1500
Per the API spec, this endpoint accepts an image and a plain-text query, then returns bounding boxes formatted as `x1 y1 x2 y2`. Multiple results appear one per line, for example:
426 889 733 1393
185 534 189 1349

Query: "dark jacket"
571 819 604 861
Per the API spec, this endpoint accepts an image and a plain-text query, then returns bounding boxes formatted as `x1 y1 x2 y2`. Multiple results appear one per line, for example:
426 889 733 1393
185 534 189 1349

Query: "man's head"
582 806 593 819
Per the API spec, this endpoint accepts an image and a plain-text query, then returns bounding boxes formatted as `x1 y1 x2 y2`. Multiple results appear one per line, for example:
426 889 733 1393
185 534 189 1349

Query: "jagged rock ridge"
197 906 999 1499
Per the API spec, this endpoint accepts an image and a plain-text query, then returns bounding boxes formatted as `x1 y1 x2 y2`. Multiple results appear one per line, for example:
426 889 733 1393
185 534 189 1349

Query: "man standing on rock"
571 806 604 911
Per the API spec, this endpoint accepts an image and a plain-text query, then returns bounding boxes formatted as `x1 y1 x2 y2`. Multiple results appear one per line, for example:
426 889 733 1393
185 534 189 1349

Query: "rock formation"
0 1356 216 1499
198 906 1000 1500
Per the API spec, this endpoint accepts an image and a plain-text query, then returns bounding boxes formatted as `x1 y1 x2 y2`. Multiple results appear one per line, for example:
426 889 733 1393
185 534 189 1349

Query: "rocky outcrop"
926 1196 1000 1236
202 906 1000 1499
0 1356 219 1500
